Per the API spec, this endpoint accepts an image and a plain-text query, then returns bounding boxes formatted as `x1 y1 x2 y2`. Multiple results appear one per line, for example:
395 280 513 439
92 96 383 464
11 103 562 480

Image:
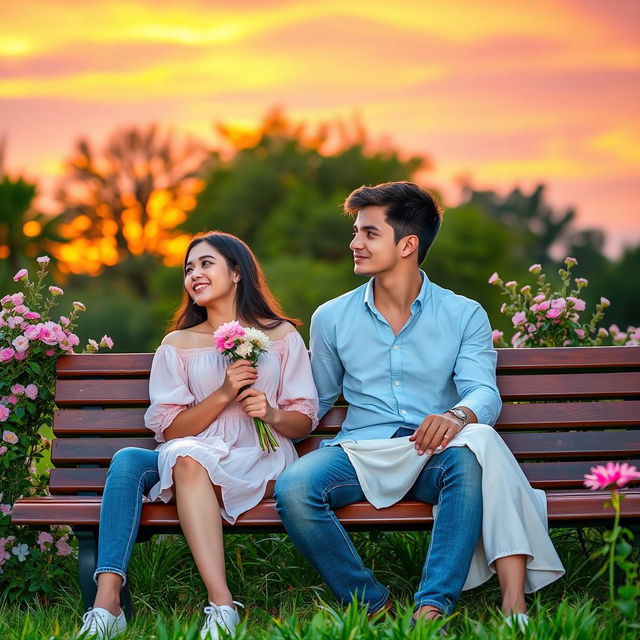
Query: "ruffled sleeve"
276 332 319 431
144 345 195 443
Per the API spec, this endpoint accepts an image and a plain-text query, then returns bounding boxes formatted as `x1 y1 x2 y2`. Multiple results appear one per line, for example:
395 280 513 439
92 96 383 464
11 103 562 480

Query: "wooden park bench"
12 346 640 616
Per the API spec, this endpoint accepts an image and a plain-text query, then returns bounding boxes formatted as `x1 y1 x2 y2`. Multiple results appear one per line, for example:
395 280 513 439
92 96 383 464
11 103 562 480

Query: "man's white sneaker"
200 601 242 639
78 607 126 639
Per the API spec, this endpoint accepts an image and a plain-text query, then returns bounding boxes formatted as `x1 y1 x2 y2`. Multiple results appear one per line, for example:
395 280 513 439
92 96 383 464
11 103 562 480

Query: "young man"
274 181 505 622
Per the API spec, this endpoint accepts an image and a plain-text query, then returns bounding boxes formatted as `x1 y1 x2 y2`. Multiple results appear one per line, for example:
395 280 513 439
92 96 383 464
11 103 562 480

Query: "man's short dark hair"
343 181 442 264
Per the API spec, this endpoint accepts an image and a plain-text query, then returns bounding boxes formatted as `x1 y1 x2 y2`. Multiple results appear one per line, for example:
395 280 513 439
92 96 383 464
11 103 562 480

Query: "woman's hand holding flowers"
219 359 257 403
236 387 274 422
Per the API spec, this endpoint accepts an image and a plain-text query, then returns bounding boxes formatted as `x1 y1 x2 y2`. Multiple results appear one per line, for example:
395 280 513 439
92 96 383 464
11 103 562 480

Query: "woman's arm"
235 388 312 439
163 360 257 441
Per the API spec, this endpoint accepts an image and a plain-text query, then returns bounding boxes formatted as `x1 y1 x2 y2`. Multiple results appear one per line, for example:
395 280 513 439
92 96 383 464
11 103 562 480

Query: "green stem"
609 489 621 604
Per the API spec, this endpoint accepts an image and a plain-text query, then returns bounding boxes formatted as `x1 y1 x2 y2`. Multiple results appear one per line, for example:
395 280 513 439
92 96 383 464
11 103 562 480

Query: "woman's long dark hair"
170 231 300 331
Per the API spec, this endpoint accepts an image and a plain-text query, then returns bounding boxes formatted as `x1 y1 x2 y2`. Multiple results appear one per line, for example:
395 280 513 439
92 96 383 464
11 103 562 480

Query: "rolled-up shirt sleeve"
144 345 195 443
310 306 344 420
453 304 502 426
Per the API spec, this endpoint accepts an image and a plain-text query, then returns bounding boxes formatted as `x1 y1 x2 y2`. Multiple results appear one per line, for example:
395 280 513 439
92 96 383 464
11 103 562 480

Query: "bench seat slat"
52 401 640 436
49 459 640 494
51 431 640 466
12 490 640 528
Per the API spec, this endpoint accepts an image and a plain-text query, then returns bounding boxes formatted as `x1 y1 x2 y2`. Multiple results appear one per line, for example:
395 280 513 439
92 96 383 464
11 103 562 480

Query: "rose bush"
488 257 639 348
0 256 113 601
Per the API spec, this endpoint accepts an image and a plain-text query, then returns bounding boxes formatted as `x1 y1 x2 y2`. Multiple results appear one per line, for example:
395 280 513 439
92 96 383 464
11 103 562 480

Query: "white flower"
12 543 29 561
235 340 254 359
243 327 271 351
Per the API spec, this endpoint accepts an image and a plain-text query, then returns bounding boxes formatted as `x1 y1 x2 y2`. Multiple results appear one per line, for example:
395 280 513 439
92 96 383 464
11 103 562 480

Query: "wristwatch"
446 407 469 428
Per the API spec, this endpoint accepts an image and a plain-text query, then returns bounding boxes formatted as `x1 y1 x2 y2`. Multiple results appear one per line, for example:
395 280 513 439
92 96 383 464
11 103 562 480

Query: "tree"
53 125 208 295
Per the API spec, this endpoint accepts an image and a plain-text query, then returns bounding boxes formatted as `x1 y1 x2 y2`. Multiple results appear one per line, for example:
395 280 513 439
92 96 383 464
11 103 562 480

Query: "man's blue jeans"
94 447 160 584
274 433 483 615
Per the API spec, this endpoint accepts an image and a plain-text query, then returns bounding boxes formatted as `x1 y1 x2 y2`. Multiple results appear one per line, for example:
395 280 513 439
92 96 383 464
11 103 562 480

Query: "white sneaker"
200 601 242 639
504 613 530 632
78 607 126 639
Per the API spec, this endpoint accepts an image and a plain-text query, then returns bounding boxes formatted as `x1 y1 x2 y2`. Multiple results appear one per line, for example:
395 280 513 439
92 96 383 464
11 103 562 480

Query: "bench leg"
74 527 135 620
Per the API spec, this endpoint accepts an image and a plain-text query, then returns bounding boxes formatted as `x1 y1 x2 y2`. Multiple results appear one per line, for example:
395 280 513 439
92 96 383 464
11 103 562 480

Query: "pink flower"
528 264 542 274
564 256 578 267
213 321 245 351
575 277 588 287
13 305 27 314
100 335 114 349
512 311 527 326
584 462 640 490
567 296 586 311
6 396 17 405
86 339 99 353
600 297 611 308
0 446 6 456
520 285 531 295
55 538 72 556
37 531 53 551
38 325 58 346
527 324 537 333
505 281 517 289
598 328 609 338
0 295 10 306
0 407 9 423
2 429 17 442
72 301 86 312
13 269 28 282
491 330 503 343
36 255 50 265
23 324 40 340
10 293 24 306
488 272 500 284
45 349 55 356
59 316 70 326
575 329 585 339
551 298 567 310
48 286 64 296
10 384 25 396
511 331 527 348
546 308 563 320
535 300 551 312
14 350 27 361
24 384 38 400
24 311 40 320
11 335 29 353
0 348 14 363
0 504 11 516
609 324 620 335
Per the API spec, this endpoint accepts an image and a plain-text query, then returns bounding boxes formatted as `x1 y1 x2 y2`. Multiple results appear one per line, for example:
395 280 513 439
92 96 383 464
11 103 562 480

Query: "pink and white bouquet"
213 321 278 452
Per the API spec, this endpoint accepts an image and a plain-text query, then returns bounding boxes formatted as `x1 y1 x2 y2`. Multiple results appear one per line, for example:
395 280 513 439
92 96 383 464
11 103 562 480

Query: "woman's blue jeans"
94 447 160 584
274 433 483 615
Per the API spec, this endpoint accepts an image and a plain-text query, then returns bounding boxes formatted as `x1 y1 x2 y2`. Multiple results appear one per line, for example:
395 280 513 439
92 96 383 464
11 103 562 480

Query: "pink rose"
24 325 40 340
24 311 40 320
575 329 585 339
532 294 546 303
10 384 24 396
6 396 17 405
45 349 55 356
10 293 24 306
512 311 527 326
38 326 58 346
0 348 14 363
55 539 72 556
536 300 551 312
100 335 114 349
2 428 17 441
491 330 503 343
11 335 29 353
546 308 563 320
37 531 53 551
14 350 27 361
551 298 566 310
24 384 38 400
59 316 70 326
0 407 8 423
13 305 27 314
0 295 10 306
13 269 28 282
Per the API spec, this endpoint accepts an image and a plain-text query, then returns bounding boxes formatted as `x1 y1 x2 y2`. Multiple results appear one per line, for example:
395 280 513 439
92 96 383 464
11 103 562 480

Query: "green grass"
1 528 638 639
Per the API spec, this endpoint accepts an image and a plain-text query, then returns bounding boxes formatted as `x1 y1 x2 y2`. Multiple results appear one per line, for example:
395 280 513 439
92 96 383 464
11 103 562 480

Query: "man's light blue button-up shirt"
310 272 502 446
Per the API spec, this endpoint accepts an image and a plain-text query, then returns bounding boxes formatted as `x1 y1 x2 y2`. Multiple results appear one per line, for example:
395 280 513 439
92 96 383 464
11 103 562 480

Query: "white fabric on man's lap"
339 423 565 592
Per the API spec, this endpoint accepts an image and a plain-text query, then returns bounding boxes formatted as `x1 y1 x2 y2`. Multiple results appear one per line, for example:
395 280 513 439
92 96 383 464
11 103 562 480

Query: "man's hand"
409 413 463 456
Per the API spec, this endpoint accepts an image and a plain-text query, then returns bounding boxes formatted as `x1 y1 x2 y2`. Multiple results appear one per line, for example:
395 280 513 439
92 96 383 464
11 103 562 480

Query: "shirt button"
394 381 400 386
401 410 407 415
393 345 399 350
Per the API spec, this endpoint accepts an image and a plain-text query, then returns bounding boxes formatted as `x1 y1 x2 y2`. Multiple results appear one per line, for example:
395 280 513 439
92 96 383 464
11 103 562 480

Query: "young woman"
79 232 318 640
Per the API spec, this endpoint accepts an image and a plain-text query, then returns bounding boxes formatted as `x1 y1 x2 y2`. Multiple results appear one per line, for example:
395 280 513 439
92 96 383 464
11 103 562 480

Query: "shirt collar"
363 270 432 315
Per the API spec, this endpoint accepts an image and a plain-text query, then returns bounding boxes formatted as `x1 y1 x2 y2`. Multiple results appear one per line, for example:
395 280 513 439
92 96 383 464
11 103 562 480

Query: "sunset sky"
2 0 638 256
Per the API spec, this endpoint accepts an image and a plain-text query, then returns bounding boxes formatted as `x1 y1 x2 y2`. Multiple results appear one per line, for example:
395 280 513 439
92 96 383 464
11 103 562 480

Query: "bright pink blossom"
0 504 11 516
567 296 586 311
10 293 24 306
23 325 40 340
24 311 40 320
488 272 500 284
491 330 503 343
0 409 10 424
45 349 55 356
575 329 585 339
551 298 567 310
24 384 38 400
213 321 245 351
13 305 27 314
13 269 28 282
512 311 527 326
37 531 53 551
100 335 114 349
10 384 24 396
584 462 640 490
546 308 563 320
0 348 14 363
14 350 27 361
